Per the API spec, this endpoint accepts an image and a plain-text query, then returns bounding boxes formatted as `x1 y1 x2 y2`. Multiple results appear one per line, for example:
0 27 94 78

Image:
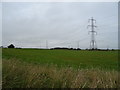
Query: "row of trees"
0 44 116 51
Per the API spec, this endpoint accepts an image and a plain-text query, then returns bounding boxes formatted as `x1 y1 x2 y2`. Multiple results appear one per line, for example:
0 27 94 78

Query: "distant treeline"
0 44 118 51
50 47 117 51
50 47 81 50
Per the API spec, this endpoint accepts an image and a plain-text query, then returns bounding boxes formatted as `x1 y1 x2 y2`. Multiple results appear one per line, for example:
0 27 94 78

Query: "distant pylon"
40 41 41 48
77 41 80 48
87 17 97 50
46 40 48 49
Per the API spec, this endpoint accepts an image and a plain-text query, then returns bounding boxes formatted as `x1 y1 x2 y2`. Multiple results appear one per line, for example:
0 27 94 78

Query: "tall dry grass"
2 59 119 88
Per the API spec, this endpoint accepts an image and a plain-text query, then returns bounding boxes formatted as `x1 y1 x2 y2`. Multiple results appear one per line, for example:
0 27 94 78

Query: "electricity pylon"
87 17 97 50
46 40 48 49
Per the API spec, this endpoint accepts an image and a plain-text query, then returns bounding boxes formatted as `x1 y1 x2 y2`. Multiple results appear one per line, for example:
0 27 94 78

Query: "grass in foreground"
0 48 1 89
3 59 118 88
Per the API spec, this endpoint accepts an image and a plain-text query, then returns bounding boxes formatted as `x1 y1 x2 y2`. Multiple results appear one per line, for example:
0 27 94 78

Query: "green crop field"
2 48 119 88
2 48 118 70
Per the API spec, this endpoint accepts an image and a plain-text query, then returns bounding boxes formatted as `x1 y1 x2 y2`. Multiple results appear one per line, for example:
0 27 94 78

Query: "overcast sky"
2 2 118 49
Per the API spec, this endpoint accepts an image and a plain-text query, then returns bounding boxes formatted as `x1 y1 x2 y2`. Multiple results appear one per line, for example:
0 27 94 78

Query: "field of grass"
0 48 2 89
2 58 118 88
2 48 119 88
2 48 118 70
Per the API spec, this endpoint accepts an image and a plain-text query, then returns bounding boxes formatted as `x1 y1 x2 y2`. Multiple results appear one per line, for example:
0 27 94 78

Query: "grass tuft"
2 58 119 88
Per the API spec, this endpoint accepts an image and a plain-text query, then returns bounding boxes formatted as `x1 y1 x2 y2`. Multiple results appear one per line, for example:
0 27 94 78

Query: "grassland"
0 48 2 89
2 48 119 88
2 48 118 70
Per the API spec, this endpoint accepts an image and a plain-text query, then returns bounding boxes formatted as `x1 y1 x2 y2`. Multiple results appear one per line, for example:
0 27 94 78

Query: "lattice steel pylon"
87 17 97 50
